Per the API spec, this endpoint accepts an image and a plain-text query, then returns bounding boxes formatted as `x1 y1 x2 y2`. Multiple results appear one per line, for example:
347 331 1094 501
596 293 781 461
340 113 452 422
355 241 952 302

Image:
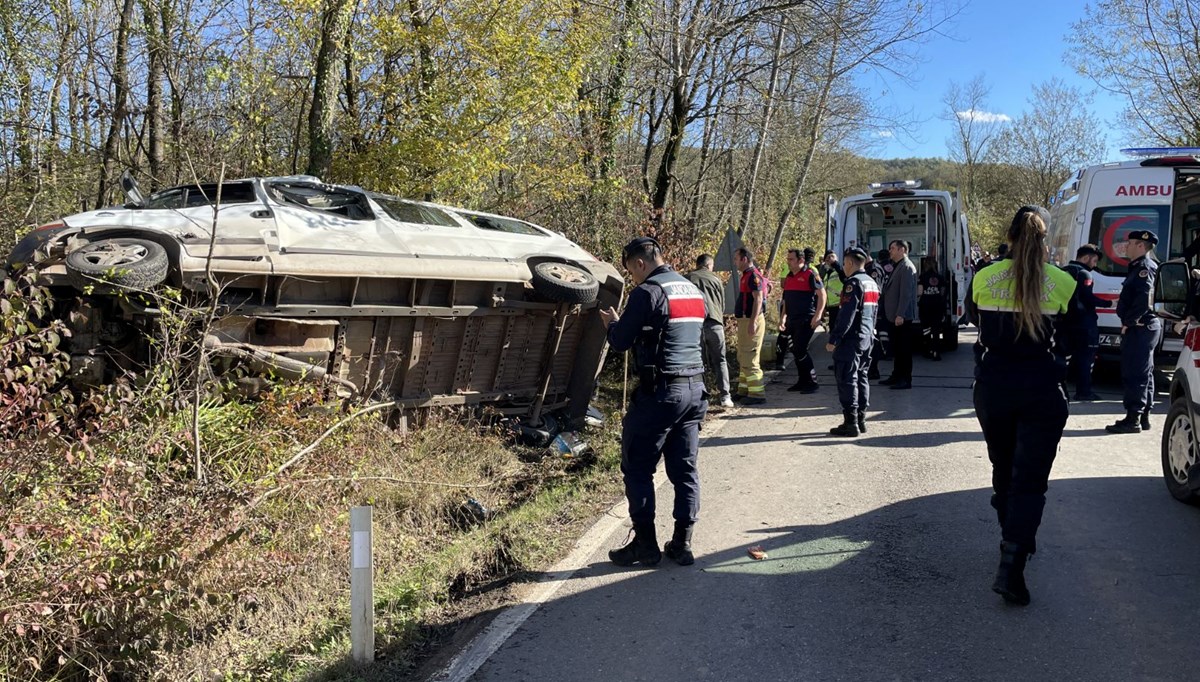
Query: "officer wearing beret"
824 247 879 437
1107 229 1161 434
600 236 708 566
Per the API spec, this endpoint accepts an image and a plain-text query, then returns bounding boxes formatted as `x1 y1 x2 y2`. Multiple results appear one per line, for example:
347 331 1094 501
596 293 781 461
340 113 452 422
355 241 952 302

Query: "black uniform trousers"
786 321 817 385
833 346 872 414
621 376 707 526
1066 320 1099 397
974 379 1069 554
919 300 944 353
1121 325 1156 415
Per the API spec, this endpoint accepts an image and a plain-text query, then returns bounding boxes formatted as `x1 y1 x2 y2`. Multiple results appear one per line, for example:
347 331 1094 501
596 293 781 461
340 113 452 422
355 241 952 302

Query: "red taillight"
35 221 65 231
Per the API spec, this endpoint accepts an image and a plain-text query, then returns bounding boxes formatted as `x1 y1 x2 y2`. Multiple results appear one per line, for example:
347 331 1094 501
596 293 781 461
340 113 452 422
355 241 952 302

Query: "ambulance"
1045 147 1200 369
825 180 971 350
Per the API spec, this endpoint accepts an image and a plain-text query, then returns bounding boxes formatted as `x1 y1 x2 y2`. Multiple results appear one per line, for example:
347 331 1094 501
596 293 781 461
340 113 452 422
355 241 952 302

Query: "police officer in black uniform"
1107 230 1160 434
1061 244 1113 401
825 247 879 437
600 237 708 566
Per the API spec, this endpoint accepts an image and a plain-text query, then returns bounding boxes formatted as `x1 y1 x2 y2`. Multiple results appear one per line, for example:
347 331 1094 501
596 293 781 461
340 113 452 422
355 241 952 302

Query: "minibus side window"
1087 205 1170 276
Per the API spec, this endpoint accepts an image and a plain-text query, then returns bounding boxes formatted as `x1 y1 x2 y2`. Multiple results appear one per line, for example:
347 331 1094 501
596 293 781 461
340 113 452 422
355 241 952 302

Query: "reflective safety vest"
823 267 844 306
972 259 1075 314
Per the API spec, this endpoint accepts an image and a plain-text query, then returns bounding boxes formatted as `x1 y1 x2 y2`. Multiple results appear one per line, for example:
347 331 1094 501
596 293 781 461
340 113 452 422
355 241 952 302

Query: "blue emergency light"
1120 147 1200 158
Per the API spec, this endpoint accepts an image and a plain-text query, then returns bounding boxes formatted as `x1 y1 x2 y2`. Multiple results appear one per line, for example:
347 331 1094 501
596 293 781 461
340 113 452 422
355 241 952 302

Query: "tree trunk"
737 20 785 237
97 0 137 208
597 0 639 181
306 0 355 179
143 0 165 189
766 21 841 273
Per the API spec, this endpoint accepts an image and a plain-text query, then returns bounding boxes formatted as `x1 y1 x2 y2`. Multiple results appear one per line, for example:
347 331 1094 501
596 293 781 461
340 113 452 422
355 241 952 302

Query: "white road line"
431 411 733 682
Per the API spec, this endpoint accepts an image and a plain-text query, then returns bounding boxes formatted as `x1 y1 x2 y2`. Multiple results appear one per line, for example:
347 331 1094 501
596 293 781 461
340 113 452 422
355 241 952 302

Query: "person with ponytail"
966 206 1077 606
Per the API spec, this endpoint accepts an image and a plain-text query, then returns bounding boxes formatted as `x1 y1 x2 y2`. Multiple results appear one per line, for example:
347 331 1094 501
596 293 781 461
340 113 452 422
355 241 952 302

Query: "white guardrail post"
350 505 374 664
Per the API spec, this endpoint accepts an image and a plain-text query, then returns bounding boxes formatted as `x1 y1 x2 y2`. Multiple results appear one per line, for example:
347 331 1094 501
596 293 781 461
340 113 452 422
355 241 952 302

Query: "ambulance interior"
1173 172 1200 262
852 198 950 274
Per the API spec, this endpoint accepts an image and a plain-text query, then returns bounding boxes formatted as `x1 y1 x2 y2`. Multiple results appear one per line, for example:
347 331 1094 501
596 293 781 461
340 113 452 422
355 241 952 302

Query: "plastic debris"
747 545 768 561
463 498 489 522
550 431 588 458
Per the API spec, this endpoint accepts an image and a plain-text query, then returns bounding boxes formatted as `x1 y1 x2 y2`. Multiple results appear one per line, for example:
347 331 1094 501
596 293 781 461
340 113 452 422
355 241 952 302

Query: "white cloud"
877 130 895 138
956 109 1011 124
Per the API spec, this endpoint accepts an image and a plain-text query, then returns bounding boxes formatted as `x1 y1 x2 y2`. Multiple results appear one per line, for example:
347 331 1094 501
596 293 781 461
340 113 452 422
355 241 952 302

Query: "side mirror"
1155 260 1191 320
119 169 146 208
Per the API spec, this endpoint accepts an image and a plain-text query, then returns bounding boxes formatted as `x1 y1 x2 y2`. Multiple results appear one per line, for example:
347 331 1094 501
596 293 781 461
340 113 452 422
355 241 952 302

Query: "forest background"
7 0 1195 276
3 0 1200 679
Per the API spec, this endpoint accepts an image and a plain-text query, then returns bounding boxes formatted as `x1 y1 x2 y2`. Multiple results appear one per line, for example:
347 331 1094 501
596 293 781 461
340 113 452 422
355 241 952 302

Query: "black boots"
992 541 1031 606
1141 410 1151 431
1106 413 1141 434
829 411 860 437
663 521 695 566
609 522 662 567
857 412 867 434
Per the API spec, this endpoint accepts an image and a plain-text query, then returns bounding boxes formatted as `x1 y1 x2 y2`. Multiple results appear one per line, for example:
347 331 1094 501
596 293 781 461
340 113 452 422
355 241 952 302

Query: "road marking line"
431 412 734 682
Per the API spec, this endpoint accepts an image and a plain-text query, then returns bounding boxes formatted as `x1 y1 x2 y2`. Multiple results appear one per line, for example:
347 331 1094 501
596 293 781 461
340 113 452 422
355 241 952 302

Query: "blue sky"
859 1 1128 161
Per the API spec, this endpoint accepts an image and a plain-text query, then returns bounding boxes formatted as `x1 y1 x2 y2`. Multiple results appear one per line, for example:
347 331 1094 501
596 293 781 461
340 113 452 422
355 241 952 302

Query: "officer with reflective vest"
820 250 845 331
600 236 707 567
1107 229 1160 434
781 247 826 392
824 247 879 437
1061 243 1113 401
965 205 1076 606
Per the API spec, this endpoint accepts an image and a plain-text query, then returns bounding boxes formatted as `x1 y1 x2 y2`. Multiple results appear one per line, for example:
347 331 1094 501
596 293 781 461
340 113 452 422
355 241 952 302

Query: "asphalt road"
445 329 1200 682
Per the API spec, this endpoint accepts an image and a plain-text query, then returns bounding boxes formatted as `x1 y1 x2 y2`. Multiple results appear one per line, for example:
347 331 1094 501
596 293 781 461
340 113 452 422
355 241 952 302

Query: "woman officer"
967 206 1077 606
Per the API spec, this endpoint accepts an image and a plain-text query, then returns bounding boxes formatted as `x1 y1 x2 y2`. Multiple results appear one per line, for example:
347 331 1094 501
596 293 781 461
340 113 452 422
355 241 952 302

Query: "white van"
1045 147 1200 368
825 181 971 349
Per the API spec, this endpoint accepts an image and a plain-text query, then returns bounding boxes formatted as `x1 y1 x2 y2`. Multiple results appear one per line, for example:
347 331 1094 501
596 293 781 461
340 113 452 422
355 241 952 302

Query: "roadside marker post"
350 505 374 664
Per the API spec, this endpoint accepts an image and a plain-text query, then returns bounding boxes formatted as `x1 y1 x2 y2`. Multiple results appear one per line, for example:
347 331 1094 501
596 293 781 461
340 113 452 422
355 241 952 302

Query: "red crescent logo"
1101 215 1152 267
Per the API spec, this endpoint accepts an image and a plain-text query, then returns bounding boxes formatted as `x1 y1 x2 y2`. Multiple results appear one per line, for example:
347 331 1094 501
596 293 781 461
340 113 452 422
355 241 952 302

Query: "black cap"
1127 229 1159 246
844 246 870 261
621 236 661 263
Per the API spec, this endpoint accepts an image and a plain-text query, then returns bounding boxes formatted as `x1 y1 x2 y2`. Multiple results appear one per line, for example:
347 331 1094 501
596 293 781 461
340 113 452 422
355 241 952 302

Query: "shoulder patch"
1139 270 1149 278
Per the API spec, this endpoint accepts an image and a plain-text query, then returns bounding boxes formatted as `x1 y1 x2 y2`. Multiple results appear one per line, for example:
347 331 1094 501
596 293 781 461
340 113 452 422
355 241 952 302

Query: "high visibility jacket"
821 264 845 306
969 259 1077 384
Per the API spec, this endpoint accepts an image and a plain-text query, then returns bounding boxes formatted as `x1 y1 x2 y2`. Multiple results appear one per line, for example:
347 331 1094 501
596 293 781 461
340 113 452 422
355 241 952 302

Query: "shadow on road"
375 476 1200 682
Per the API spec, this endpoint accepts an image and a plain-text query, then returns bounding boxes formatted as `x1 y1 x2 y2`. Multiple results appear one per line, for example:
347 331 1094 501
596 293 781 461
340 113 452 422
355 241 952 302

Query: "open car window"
266 182 375 221
145 182 257 209
371 195 461 227
461 213 546 236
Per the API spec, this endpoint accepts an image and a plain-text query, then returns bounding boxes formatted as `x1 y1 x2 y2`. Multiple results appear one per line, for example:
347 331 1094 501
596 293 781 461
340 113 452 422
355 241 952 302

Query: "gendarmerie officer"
825 247 879 437
600 237 708 566
1107 229 1160 434
1061 244 1113 401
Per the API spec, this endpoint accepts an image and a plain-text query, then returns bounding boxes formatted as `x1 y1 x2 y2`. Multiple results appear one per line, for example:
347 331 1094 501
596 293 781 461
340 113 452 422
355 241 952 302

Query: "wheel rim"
81 242 148 267
1167 411 1197 485
542 263 589 284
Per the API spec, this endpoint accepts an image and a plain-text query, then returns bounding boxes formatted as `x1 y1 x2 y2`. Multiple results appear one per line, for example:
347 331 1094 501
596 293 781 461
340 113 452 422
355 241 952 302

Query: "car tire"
530 261 599 304
1161 397 1200 505
66 238 169 291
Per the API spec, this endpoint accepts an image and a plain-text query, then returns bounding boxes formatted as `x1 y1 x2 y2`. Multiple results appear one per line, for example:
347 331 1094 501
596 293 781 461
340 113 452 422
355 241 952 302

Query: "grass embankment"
1 380 626 680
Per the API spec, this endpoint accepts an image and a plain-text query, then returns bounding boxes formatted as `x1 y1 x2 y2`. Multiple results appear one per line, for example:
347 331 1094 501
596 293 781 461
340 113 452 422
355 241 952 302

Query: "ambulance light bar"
868 180 922 190
1121 147 1200 158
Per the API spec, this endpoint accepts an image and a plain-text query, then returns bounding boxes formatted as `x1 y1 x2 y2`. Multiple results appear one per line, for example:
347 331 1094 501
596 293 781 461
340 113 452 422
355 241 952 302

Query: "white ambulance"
825 180 971 350
1045 147 1200 369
